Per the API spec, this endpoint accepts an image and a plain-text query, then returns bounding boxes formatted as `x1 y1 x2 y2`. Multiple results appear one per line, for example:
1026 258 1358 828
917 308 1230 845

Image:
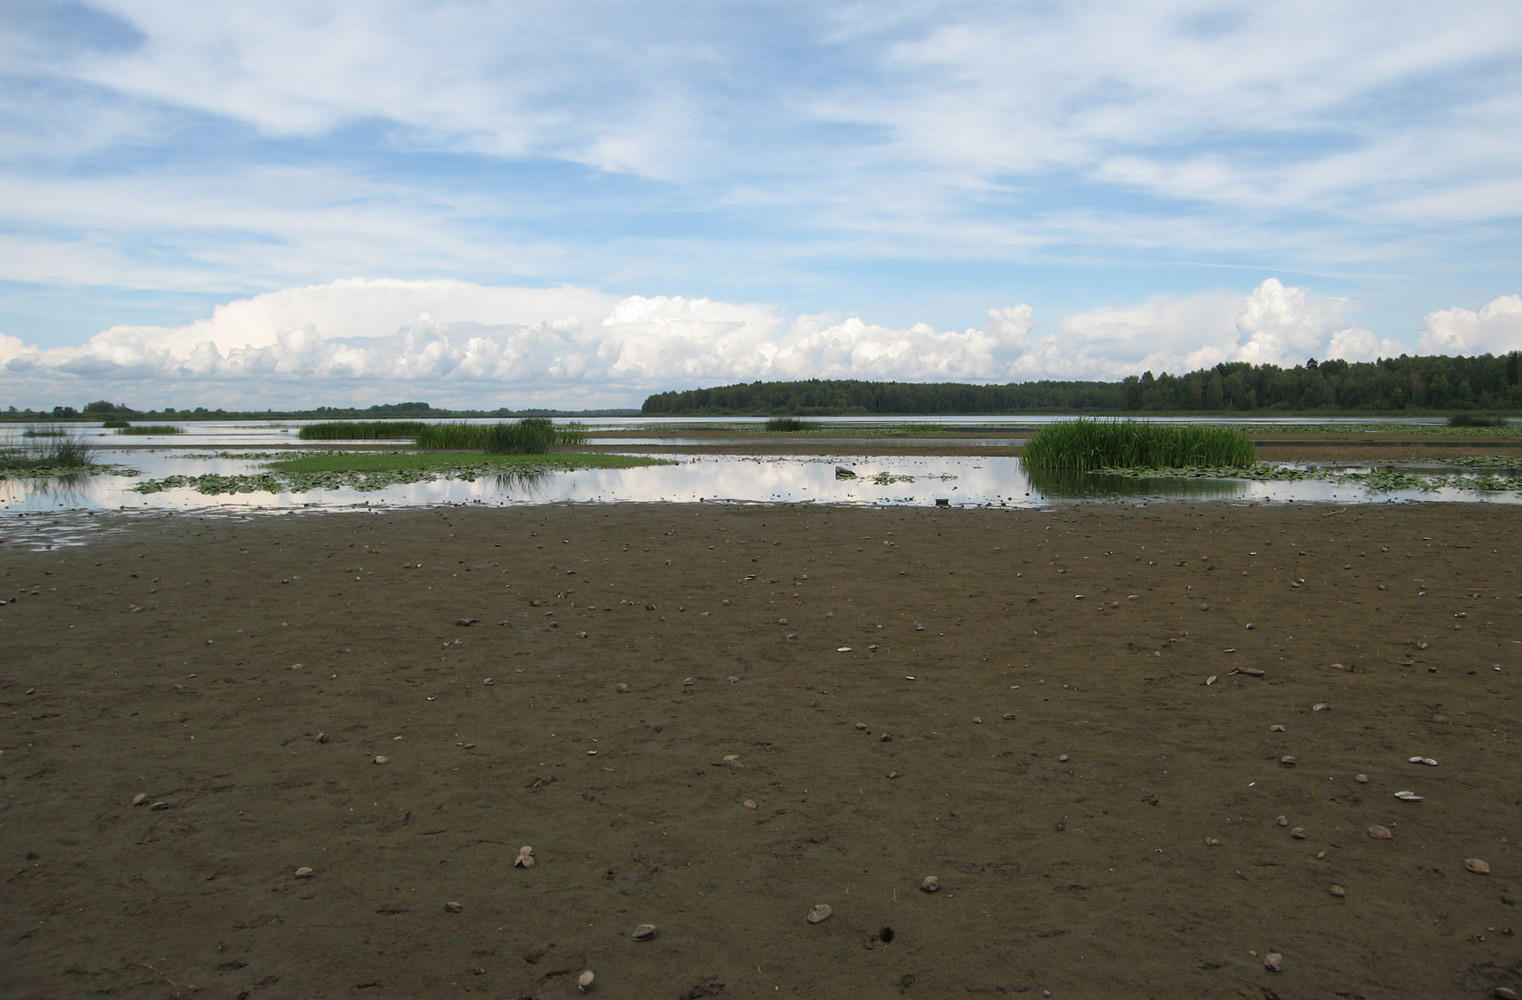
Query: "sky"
1 0 1520 411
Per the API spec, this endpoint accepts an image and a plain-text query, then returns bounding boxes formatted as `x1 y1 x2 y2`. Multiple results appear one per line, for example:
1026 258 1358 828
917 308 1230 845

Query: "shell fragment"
1394 790 1424 801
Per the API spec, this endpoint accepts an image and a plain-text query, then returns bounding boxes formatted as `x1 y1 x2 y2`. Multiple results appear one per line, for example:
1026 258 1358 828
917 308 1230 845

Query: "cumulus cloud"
3 278 1514 410
1417 295 1522 355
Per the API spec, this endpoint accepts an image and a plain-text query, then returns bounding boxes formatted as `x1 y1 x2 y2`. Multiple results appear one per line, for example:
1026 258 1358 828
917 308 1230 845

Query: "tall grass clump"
299 420 426 440
1 426 98 471
1447 413 1508 428
414 419 582 454
1022 419 1255 470
765 417 813 432
117 424 183 435
102 419 130 429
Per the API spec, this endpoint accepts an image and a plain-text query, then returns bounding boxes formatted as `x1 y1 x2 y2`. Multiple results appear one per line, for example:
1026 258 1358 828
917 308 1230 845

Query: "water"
3 418 1518 548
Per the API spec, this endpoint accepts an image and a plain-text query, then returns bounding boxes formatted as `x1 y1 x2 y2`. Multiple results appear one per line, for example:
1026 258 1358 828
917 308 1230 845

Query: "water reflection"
1025 467 1246 501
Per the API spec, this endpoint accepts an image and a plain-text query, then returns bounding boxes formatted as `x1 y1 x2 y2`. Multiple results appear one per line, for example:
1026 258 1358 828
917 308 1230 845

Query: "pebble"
1204 837 1220 846
1058 754 1069 762
578 970 595 993
294 866 314 878
1355 774 1369 783
1466 858 1492 874
920 876 939 892
807 904 832 924
1368 825 1393 839
1330 884 1346 897
615 682 630 693
373 755 388 765
444 901 463 912
854 722 868 730
632 923 657 940
743 799 757 809
1264 953 1284 972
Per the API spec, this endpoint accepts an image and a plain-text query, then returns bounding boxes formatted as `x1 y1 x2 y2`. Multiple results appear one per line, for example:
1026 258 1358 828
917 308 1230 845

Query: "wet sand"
3 501 1521 999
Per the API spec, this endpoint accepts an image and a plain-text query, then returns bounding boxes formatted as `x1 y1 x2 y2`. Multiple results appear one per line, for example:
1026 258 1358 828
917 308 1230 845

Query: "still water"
3 418 1517 545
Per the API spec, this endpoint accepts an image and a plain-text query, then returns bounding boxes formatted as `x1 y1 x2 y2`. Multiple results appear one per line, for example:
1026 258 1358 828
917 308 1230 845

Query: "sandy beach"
4 500 1521 999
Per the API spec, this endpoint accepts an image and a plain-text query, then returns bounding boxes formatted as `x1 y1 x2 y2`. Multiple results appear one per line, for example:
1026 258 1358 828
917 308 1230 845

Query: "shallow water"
4 419 1519 550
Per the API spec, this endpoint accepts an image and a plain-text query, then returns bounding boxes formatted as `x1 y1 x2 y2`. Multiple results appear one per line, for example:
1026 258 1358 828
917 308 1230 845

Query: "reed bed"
414 419 585 454
765 417 814 432
298 421 426 440
1 426 98 471
1022 419 1255 469
116 425 183 435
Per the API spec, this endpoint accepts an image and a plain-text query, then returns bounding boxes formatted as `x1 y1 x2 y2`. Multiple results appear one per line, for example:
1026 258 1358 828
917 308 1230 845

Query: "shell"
1465 858 1492 874
1368 824 1393 839
1329 884 1347 897
631 923 657 940
807 904 832 924
1394 790 1424 801
1264 953 1284 972
513 854 535 868
920 876 940 892
373 755 389 764
444 901 463 913
293 866 314 878
518 845 534 856
578 970 595 992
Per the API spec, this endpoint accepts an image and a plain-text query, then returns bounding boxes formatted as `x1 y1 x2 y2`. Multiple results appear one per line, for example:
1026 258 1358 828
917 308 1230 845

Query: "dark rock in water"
835 466 856 479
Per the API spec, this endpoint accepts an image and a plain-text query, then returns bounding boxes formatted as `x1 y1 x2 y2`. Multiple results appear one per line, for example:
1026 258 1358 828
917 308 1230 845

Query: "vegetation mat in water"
298 420 427 440
130 451 667 495
1023 419 1255 469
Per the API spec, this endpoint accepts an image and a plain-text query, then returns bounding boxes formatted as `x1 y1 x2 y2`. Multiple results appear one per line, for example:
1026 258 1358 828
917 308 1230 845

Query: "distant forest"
642 353 1522 415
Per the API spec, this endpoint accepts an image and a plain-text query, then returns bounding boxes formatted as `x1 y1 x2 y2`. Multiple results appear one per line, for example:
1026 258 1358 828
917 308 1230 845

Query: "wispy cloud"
0 1 1518 403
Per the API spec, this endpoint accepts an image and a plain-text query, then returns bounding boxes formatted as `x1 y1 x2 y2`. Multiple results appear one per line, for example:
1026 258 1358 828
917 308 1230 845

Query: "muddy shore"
3 501 1520 999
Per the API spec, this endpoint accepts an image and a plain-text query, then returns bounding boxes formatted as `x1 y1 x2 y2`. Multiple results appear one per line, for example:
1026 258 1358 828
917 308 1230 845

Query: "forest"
641 353 1522 415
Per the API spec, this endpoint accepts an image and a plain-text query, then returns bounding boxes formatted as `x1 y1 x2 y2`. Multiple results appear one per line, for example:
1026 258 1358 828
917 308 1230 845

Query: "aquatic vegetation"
765 417 814 432
1446 414 1509 428
116 425 183 435
1 426 99 474
1101 462 1522 493
1023 419 1255 469
101 419 130 429
130 451 669 495
297 420 426 440
414 418 584 453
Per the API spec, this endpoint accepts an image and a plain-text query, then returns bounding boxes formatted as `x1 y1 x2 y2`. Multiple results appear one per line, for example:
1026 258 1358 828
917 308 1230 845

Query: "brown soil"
4 502 1521 999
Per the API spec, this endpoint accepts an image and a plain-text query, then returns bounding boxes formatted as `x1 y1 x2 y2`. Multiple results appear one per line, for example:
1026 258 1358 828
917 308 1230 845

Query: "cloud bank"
4 279 1517 410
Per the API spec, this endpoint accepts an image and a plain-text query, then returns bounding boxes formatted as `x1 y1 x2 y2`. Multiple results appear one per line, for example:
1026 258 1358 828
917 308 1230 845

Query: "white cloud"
10 277 1497 411
1417 295 1522 355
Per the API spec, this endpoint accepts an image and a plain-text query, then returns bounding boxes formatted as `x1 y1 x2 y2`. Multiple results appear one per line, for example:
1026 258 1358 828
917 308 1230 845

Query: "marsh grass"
765 417 814 432
1 425 99 473
298 420 426 440
1447 414 1509 428
415 418 586 453
117 425 183 435
102 419 130 429
1023 419 1255 469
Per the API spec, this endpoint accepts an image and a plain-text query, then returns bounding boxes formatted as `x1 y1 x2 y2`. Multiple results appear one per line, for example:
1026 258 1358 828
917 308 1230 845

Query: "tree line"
641 353 1522 415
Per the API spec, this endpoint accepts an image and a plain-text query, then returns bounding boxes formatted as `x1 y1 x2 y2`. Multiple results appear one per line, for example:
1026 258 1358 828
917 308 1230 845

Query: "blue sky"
2 0 1520 409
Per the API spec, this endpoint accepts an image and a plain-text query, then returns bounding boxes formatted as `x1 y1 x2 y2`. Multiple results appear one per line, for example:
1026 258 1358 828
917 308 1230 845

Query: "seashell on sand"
632 923 657 940
444 901 463 912
807 904 832 924
1290 827 1307 839
294 866 314 878
615 682 630 693
518 845 534 856
743 799 757 809
578 970 595 993
1275 815 1289 827
131 792 148 806
373 755 389 764
1355 773 1369 783
1279 756 1297 767
1394 790 1423 801
1264 953 1283 972
1466 858 1491 874
1329 884 1346 897
1204 837 1220 846
1368 824 1393 839
513 853 535 868
920 876 939 892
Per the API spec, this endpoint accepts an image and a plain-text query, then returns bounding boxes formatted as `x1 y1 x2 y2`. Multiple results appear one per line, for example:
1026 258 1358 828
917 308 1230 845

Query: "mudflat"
3 501 1520 999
